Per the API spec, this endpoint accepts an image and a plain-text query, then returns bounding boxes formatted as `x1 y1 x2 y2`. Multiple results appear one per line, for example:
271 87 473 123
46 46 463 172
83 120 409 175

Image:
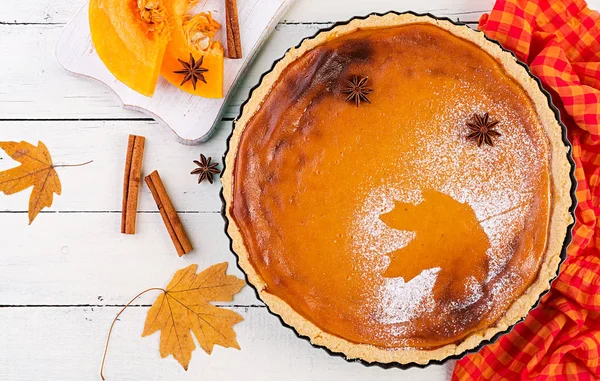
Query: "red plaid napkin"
452 0 600 379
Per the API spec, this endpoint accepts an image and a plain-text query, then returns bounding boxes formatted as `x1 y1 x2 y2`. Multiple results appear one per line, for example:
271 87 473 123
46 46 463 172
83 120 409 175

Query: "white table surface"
1 1 598 380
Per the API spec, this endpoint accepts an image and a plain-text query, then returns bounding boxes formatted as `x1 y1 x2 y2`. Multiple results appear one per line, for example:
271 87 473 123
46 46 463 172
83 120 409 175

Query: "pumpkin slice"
89 0 170 96
161 9 224 98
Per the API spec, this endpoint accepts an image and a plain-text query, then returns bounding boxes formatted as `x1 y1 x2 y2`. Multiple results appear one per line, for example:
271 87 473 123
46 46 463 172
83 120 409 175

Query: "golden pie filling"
230 24 552 349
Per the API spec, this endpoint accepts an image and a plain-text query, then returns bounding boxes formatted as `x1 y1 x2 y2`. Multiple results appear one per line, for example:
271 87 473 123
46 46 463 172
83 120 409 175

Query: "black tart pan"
219 10 578 370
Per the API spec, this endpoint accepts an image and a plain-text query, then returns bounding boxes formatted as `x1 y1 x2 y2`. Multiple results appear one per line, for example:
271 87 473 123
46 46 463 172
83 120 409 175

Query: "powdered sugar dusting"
352 186 421 262
350 188 439 336
376 268 440 324
349 78 547 338
450 276 484 310
426 80 544 281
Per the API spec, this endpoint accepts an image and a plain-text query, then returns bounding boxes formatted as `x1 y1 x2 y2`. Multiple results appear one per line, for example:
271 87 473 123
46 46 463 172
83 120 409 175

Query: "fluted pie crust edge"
221 13 574 365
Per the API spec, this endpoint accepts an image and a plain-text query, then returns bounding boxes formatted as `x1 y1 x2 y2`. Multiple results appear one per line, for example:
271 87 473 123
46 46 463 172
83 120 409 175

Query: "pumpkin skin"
160 8 224 98
89 0 170 97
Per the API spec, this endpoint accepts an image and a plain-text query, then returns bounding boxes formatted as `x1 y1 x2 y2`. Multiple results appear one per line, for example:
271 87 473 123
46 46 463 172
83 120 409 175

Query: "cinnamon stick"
225 0 242 59
145 170 193 256
121 134 145 234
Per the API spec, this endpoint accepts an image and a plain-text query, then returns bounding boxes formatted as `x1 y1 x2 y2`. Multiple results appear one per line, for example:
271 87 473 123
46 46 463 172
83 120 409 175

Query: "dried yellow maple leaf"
101 263 246 379
0 141 91 224
143 263 245 368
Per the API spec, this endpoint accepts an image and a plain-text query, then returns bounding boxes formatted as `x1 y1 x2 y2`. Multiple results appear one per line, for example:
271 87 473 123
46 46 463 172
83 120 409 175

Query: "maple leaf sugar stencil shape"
379 190 490 301
0 141 91 224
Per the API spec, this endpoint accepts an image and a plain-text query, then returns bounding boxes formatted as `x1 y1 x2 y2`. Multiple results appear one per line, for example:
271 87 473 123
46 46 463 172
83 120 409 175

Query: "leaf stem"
100 287 166 380
54 160 94 168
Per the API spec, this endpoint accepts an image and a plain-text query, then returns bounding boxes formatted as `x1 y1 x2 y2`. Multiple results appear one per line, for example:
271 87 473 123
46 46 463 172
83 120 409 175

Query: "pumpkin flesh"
89 0 170 96
161 7 224 98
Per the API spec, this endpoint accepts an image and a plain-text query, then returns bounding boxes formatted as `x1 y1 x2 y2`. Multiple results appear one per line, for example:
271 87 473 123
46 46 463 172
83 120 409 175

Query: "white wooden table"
1 1 598 380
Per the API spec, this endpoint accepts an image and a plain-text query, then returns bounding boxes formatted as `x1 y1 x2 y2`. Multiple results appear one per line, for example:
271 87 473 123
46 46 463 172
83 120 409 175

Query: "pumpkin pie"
222 13 574 365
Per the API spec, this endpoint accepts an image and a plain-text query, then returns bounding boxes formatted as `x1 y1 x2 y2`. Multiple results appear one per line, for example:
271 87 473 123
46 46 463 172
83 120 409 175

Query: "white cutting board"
56 0 294 144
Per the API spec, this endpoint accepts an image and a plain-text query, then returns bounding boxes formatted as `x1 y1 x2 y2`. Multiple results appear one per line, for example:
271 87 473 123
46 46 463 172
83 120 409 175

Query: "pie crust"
221 12 574 365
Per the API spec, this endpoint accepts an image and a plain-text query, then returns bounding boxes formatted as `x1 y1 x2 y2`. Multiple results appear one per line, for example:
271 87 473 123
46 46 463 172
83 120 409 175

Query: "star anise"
466 113 501 147
191 154 220 184
174 53 208 90
342 75 373 107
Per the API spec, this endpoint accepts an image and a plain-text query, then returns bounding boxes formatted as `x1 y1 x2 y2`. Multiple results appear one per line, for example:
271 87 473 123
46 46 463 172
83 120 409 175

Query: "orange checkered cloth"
452 0 600 379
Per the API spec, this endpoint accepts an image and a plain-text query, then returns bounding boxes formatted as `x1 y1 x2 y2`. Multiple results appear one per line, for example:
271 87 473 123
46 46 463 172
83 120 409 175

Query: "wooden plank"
0 120 230 213
5 3 599 121
0 212 261 305
0 23 325 120
3 19 486 122
4 0 599 25
0 24 140 119
0 306 453 380
0 0 499 24
284 0 496 23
